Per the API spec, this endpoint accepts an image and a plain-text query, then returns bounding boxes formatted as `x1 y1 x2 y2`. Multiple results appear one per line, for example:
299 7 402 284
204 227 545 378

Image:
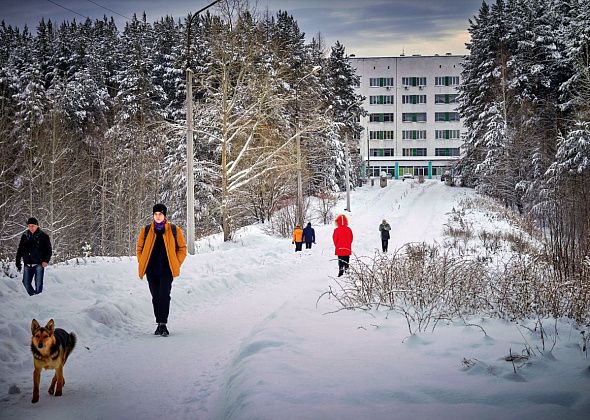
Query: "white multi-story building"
350 54 464 179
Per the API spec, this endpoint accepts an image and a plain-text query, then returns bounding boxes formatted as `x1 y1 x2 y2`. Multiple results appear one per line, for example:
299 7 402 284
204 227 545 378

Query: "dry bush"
321 243 490 334
321 243 590 335
315 191 339 225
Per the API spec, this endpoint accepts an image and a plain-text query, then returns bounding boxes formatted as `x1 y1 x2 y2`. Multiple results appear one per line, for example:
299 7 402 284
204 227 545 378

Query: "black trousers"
337 256 350 276
295 242 303 251
382 239 389 252
305 242 312 249
146 273 173 324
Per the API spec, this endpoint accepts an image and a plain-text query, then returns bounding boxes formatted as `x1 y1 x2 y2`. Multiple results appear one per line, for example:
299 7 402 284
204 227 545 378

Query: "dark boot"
154 324 163 335
160 324 169 337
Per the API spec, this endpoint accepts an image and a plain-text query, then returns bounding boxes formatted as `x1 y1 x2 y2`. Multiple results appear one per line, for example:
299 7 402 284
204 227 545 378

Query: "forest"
0 1 363 261
458 0 590 282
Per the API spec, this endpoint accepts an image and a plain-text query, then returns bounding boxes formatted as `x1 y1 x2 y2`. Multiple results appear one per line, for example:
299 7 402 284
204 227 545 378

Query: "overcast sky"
0 0 483 56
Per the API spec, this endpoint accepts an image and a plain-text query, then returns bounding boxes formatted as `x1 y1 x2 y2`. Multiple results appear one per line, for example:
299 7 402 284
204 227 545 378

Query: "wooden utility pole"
185 0 221 254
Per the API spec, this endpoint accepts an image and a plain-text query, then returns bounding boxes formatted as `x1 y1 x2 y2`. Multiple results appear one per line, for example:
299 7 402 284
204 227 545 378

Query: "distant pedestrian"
379 219 391 252
292 224 304 252
15 217 52 296
136 204 187 337
302 222 316 249
333 214 353 277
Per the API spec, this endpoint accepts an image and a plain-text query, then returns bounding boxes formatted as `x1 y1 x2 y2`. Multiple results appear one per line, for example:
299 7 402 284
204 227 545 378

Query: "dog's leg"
32 368 41 403
48 374 57 395
54 366 64 396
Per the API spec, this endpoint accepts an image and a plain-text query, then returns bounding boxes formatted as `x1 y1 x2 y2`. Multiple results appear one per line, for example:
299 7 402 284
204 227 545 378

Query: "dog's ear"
31 319 40 334
45 319 55 335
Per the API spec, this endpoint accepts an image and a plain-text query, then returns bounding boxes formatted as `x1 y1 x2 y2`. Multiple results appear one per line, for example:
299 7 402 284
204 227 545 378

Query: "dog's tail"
64 332 76 362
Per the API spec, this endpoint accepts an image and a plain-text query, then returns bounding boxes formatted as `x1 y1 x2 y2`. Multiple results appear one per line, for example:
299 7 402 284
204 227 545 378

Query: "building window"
435 130 461 139
435 76 460 86
369 95 395 105
402 148 427 156
435 148 460 156
402 130 427 140
369 77 394 87
434 94 459 104
402 95 427 104
369 130 395 140
369 165 395 177
435 112 460 122
369 113 394 122
402 112 427 123
369 148 395 156
402 77 427 87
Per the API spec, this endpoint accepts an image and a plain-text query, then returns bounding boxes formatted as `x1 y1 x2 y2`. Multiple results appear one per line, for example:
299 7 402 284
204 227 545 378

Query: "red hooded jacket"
333 214 353 256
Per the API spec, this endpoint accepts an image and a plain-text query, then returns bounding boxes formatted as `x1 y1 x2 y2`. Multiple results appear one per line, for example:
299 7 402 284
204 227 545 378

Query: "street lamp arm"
195 0 222 19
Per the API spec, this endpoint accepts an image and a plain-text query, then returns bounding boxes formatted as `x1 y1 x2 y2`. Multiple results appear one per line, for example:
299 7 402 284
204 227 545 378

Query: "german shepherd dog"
30 319 76 403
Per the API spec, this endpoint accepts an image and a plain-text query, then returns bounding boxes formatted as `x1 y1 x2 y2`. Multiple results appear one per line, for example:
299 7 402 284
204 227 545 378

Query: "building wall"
350 54 464 179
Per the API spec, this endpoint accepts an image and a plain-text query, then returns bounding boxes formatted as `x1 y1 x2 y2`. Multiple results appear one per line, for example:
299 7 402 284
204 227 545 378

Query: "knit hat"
27 217 39 226
152 203 167 216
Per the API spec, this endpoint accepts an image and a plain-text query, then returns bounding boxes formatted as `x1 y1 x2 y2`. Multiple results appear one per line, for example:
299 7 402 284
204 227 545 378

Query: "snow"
1 180 589 420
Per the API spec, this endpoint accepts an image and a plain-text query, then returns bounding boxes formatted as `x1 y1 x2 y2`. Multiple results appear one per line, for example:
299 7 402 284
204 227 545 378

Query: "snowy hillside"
1 180 588 420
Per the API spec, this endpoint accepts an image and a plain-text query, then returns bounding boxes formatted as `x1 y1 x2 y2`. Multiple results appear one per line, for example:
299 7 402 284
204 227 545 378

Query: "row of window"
369 112 461 123
395 112 462 123
369 76 460 87
368 165 448 177
369 130 461 140
369 94 459 104
369 148 461 157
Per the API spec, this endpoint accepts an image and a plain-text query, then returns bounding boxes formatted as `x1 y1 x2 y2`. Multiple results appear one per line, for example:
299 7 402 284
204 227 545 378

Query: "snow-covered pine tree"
324 41 364 192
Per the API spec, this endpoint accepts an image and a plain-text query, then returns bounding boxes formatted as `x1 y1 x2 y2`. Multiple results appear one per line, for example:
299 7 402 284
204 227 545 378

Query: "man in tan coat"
136 204 187 336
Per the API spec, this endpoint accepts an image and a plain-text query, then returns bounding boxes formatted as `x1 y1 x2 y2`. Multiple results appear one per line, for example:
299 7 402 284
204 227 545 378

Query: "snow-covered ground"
1 180 588 420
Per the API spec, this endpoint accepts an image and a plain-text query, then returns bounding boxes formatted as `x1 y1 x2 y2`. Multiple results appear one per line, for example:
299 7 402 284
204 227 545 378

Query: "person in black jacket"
302 222 316 249
15 217 52 296
379 219 391 252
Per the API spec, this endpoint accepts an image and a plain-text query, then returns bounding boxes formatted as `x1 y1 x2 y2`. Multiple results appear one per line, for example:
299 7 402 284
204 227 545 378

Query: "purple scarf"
154 219 166 232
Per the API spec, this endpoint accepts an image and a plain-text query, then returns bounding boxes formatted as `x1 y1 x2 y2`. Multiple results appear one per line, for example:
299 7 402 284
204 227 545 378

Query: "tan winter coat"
136 221 187 279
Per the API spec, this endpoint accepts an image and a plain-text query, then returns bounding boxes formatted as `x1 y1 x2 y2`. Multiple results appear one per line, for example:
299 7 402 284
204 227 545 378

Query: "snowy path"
1 180 588 420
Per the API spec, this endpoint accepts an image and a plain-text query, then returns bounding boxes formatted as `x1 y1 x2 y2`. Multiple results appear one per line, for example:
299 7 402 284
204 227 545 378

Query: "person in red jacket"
332 214 353 277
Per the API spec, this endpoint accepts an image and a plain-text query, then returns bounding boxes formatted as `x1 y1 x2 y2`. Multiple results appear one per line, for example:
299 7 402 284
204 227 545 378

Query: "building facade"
350 54 464 179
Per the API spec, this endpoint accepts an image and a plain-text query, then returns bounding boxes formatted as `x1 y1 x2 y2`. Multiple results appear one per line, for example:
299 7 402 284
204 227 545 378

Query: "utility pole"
295 89 304 225
344 131 350 212
294 65 322 226
185 0 221 255
186 68 194 254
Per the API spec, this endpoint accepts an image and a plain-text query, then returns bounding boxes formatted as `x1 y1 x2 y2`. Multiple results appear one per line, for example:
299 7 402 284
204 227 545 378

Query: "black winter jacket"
303 224 315 243
16 229 52 266
379 223 391 240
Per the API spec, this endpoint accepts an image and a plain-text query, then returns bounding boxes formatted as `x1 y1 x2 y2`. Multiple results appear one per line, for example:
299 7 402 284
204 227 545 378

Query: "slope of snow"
1 180 588 420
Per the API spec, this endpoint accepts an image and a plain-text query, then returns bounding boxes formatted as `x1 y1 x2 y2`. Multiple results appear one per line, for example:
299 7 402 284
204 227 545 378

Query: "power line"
84 0 130 20
45 0 90 21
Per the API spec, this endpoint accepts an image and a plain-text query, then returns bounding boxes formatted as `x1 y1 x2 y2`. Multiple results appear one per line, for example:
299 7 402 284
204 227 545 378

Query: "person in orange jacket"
333 214 353 277
292 224 304 252
136 203 187 336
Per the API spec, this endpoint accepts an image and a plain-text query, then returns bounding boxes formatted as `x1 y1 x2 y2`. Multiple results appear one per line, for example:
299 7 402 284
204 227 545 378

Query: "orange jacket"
292 226 304 243
136 222 187 279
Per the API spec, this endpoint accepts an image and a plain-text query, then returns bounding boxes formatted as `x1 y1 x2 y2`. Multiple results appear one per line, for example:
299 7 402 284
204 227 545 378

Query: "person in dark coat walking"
379 219 391 252
302 222 316 249
333 214 353 277
15 217 52 296
136 204 187 337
